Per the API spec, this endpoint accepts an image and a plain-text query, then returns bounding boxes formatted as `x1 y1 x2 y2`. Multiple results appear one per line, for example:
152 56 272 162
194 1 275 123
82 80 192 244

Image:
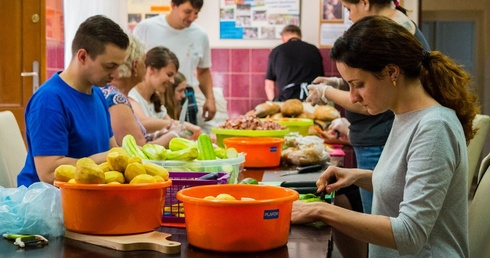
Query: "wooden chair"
467 114 490 191
0 111 27 187
469 155 490 257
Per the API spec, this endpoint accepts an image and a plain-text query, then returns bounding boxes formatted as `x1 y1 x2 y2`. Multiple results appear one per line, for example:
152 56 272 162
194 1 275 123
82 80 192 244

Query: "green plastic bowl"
211 128 289 148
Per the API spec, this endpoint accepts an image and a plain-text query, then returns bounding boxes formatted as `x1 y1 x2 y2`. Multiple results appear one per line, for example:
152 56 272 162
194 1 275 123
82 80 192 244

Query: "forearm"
325 87 370 114
139 117 173 133
352 168 374 191
197 68 215 101
265 79 276 101
317 204 396 249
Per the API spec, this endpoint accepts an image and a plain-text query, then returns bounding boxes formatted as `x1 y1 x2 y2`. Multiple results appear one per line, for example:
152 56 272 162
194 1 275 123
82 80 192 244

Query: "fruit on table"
54 164 76 182
104 171 125 184
215 193 237 200
53 147 172 185
130 174 157 184
99 162 111 172
106 151 129 172
124 162 146 182
75 162 105 184
143 162 169 180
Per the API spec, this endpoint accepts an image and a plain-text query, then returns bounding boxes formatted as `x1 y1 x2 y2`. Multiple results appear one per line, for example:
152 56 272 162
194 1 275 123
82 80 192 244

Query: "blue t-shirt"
18 72 113 187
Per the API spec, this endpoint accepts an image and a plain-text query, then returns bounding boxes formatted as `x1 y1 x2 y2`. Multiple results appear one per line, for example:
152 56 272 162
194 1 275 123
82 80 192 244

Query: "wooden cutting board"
65 230 181 254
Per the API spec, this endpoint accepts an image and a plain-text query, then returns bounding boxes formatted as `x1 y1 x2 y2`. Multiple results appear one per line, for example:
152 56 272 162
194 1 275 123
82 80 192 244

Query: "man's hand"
202 97 216 121
312 76 343 88
306 84 332 106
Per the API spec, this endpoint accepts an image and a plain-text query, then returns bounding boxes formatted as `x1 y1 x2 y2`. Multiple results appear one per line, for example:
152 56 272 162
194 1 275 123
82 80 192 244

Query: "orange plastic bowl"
176 184 298 252
54 180 171 235
223 137 285 168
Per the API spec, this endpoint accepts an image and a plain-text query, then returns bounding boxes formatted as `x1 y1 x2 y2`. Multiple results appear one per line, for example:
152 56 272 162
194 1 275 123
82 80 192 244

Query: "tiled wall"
46 0 64 79
211 48 340 118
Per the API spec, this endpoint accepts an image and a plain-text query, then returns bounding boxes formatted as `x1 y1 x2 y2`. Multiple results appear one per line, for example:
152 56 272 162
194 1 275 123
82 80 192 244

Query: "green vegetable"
239 177 259 184
168 137 196 151
214 147 227 159
225 147 238 158
165 147 199 161
122 134 148 159
141 143 166 160
298 193 323 203
197 133 216 160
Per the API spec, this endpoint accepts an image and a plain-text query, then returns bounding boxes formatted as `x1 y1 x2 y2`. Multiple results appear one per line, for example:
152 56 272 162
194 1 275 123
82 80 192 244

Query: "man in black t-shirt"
265 25 324 102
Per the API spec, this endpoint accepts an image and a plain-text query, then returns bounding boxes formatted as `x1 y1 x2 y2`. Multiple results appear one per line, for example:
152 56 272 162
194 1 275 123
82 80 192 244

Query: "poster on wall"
319 0 352 48
319 0 405 48
127 0 171 32
219 0 301 40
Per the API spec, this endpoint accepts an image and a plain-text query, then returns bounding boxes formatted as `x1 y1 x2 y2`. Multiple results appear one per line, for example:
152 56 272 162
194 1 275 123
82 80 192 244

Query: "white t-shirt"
133 14 211 89
128 88 167 119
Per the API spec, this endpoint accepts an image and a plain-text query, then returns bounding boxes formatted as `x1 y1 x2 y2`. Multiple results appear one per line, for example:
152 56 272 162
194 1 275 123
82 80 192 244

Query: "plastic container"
54 180 172 235
163 172 229 226
177 184 299 252
329 148 345 167
265 118 313 136
211 128 289 148
145 154 245 184
223 137 285 168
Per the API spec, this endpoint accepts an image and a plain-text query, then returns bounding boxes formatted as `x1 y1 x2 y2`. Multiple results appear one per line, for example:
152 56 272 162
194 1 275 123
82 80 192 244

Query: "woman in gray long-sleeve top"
291 15 479 258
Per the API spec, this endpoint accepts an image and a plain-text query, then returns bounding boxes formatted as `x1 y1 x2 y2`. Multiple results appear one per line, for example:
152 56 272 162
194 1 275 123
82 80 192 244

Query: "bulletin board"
219 0 301 40
127 0 171 33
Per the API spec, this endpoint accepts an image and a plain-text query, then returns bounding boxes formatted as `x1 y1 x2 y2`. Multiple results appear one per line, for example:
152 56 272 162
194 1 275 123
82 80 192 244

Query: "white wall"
195 0 419 49
63 0 127 67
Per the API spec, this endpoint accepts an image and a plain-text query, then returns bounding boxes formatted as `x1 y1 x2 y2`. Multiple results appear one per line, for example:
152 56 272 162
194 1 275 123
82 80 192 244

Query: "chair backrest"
0 111 27 188
469 158 490 257
477 152 490 185
467 114 490 190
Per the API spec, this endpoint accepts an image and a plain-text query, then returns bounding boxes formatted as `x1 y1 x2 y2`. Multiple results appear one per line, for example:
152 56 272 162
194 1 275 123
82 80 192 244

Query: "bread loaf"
254 102 281 118
313 105 340 121
281 99 303 117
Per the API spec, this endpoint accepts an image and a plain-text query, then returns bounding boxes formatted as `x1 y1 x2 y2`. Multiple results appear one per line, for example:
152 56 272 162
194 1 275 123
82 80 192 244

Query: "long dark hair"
330 15 479 143
144 46 179 113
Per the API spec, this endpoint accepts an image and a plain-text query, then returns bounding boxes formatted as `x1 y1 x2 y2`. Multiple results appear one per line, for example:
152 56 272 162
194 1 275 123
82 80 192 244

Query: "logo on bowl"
270 146 278 152
263 209 279 220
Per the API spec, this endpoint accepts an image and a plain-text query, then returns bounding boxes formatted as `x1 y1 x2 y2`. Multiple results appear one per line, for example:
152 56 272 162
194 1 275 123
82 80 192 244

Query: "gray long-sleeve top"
371 106 469 257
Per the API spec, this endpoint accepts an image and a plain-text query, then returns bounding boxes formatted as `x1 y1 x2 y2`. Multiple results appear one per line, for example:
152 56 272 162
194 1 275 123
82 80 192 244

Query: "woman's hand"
291 200 332 225
317 166 359 194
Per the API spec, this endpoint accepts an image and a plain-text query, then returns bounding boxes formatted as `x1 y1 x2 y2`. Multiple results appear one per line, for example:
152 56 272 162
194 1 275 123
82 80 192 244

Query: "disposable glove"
328 117 350 139
306 83 333 106
312 77 344 89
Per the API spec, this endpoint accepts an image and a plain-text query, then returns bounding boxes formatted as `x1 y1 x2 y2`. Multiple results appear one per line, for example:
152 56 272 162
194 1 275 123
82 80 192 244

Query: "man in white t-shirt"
133 0 218 130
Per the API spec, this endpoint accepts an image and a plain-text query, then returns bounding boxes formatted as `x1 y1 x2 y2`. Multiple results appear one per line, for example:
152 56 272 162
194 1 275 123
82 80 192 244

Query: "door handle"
21 61 39 93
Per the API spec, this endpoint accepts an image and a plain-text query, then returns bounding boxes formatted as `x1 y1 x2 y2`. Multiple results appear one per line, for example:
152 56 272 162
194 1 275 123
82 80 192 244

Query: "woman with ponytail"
293 16 478 257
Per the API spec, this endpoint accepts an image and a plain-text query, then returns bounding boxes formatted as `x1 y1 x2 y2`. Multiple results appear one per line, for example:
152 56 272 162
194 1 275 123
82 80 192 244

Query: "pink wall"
211 48 340 118
46 0 64 79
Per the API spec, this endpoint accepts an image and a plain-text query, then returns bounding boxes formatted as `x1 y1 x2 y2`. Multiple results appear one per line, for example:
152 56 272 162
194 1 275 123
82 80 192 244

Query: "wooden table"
1 167 335 257
0 224 332 257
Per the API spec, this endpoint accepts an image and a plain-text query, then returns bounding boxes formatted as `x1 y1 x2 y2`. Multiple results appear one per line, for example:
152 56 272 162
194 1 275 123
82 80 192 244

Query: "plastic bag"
0 182 64 238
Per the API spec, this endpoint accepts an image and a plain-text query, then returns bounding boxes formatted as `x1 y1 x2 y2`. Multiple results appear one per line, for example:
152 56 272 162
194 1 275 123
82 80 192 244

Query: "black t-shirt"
266 38 324 101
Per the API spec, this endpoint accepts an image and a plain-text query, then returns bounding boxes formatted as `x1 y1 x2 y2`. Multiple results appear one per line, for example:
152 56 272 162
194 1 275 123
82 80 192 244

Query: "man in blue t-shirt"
17 15 129 187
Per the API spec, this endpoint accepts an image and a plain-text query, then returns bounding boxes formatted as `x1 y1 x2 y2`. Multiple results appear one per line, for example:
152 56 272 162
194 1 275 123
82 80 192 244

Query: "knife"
177 99 192 137
279 164 325 177
179 99 188 124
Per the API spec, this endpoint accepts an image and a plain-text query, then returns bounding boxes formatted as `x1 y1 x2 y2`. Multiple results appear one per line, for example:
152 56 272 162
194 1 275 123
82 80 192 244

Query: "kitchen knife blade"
279 164 324 177
179 99 189 125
